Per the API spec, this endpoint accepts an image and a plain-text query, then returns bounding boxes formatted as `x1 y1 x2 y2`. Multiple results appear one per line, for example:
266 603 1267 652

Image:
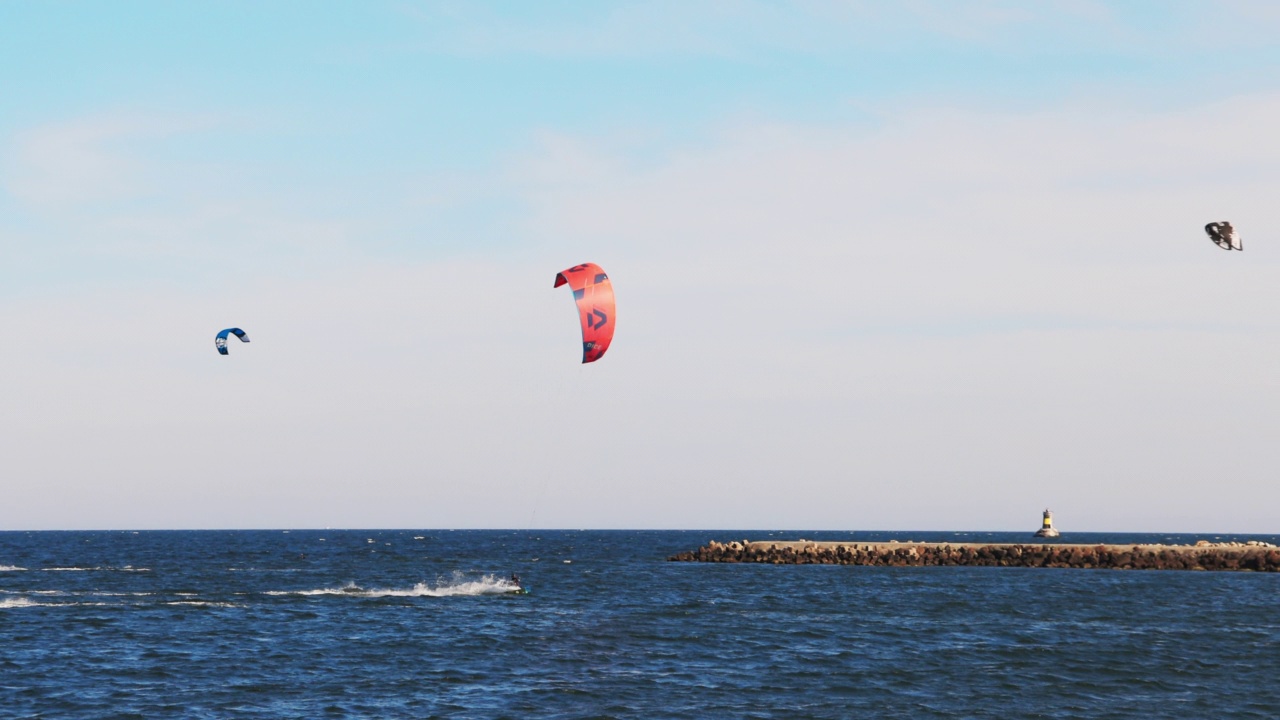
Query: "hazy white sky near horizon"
3 2 1280 531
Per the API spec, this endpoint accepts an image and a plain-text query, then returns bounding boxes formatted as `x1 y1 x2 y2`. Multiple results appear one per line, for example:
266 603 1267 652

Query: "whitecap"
0 597 113 608
0 565 26 572
266 574 525 599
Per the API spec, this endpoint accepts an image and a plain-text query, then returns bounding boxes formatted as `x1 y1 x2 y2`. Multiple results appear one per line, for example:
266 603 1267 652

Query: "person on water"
510 573 522 589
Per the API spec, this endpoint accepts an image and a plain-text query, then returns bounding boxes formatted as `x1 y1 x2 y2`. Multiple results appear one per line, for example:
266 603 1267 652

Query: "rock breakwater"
668 540 1280 572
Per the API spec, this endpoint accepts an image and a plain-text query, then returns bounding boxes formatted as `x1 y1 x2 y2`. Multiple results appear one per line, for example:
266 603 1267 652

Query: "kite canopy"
1205 221 1242 251
554 263 615 363
215 327 250 355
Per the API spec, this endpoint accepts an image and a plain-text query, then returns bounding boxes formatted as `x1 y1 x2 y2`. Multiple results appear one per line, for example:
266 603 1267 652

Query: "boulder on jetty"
668 540 1280 572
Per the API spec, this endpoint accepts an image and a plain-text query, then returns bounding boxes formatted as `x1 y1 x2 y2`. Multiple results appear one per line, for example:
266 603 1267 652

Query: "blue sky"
4 2 1280 531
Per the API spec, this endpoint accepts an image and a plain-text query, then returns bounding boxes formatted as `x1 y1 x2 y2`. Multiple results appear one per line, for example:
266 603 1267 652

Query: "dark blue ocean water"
2 529 1279 719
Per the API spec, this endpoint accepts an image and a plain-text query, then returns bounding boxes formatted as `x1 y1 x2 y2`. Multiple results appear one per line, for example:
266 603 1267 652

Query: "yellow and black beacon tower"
1033 509 1060 538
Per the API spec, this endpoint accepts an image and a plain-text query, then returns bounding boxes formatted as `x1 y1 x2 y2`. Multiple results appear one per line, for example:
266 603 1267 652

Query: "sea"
2 529 1278 719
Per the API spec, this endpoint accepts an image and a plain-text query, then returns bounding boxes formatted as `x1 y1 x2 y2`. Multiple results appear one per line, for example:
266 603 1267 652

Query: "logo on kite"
1205 222 1242 251
215 328 250 355
554 263 615 364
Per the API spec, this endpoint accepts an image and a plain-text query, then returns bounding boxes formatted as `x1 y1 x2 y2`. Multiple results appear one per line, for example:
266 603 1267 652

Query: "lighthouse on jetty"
1034 509 1060 538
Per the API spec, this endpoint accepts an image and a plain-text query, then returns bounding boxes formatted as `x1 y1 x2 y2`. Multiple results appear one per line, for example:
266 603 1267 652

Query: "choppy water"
2 529 1279 719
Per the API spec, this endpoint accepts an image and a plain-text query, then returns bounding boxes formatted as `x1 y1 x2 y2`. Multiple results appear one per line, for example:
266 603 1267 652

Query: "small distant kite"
554 263 615 364
215 328 250 355
1205 222 1242 251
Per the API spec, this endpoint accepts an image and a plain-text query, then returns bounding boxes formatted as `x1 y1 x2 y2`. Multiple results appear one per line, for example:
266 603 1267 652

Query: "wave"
0 597 114 609
0 590 158 598
266 573 525 598
39 566 150 573
1 593 238 609
0 565 26 572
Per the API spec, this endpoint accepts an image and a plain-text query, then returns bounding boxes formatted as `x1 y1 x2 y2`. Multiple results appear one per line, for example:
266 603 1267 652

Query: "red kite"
554 263 615 363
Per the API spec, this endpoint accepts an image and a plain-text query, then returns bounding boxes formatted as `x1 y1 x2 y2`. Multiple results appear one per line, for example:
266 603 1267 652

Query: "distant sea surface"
2 529 1279 719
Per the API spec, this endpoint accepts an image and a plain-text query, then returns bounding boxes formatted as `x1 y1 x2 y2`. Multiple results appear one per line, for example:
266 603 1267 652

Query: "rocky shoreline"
668 539 1280 572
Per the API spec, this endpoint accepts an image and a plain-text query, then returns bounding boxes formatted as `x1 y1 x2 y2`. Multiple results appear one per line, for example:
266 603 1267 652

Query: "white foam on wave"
0 589 235 609
38 566 150 573
0 597 115 609
266 573 524 598
1 590 156 598
0 565 26 572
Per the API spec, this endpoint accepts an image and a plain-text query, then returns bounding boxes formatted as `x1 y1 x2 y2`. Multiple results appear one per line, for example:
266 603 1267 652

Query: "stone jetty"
668 539 1280 572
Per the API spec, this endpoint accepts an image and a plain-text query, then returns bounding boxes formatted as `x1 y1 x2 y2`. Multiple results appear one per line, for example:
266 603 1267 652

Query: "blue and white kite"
215 328 250 355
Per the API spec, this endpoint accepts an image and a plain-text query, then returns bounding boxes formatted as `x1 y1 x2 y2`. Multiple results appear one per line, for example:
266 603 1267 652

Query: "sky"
3 1 1280 532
